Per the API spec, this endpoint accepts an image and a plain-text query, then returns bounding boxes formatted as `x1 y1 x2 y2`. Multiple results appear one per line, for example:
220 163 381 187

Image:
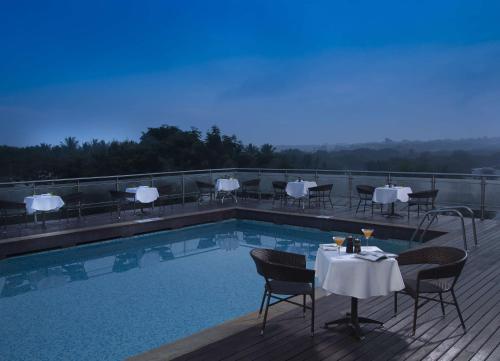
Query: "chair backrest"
356 185 375 196
62 192 84 204
0 200 26 210
196 181 214 191
157 184 173 196
409 189 439 200
250 248 307 282
242 179 260 188
398 246 467 281
309 184 333 193
272 181 287 191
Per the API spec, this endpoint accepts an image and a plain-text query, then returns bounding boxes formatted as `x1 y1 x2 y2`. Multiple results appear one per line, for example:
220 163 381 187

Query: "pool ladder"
409 206 478 251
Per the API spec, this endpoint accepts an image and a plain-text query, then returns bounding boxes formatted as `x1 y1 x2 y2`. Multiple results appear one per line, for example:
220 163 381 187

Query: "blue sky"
1 0 500 146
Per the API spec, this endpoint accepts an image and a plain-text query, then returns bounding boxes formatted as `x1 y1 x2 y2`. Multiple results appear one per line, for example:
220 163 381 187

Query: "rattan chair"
407 190 439 217
61 192 84 221
195 181 215 204
308 184 334 208
0 200 27 230
394 246 467 335
250 248 315 336
240 179 261 200
355 185 381 215
109 190 134 219
272 181 288 206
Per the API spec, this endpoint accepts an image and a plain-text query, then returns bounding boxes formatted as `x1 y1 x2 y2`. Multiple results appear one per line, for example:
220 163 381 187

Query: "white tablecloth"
24 195 65 214
286 181 317 199
373 186 412 204
215 179 240 192
315 246 405 299
125 186 159 203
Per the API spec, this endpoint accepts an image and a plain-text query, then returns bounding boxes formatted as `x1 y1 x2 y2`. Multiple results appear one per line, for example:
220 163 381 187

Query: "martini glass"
334 236 345 256
361 228 374 246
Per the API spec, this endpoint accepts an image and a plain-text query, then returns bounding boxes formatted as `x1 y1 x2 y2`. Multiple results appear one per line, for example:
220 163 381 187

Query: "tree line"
0 125 498 181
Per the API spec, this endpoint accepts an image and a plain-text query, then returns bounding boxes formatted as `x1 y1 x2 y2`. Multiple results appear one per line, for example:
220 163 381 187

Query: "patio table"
24 194 65 228
215 178 240 204
373 186 412 217
125 186 159 204
315 246 404 339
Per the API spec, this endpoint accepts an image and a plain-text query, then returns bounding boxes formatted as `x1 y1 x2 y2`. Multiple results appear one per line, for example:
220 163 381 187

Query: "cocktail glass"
334 236 345 256
361 228 374 246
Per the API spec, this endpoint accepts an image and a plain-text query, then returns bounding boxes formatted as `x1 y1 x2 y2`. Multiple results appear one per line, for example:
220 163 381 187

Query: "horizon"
1 0 500 146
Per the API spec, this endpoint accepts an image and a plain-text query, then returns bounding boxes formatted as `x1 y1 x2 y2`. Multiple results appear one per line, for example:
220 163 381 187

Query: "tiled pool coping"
0 206 445 259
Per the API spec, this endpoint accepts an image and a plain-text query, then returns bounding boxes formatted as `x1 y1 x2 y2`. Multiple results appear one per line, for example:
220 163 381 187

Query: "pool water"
0 220 408 361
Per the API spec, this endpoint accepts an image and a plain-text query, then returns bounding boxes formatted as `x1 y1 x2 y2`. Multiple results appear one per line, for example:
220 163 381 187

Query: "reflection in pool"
0 219 407 361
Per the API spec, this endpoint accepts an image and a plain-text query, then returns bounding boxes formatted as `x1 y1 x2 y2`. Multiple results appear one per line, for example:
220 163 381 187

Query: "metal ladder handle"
409 208 468 251
438 206 478 247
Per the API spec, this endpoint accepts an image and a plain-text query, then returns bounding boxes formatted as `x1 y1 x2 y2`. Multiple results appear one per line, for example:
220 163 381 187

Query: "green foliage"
0 125 497 180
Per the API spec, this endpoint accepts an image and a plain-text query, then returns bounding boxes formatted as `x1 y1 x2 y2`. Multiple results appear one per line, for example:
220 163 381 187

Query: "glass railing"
0 168 497 220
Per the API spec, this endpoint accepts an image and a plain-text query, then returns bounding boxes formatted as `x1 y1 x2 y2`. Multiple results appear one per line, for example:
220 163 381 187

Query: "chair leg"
451 289 466 332
259 288 267 316
439 292 445 316
394 292 398 315
261 292 272 335
355 199 362 214
310 292 315 336
412 296 419 335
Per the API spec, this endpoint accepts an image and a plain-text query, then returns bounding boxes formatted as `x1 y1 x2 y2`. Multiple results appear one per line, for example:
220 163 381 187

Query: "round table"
125 186 159 203
215 178 240 204
373 186 412 217
24 194 65 228
315 246 405 338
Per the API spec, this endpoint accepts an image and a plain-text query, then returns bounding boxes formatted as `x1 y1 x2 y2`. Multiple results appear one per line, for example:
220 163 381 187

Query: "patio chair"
308 184 334 208
250 248 315 336
407 189 439 218
240 179 261 200
394 246 467 335
0 200 28 230
195 181 215 204
355 185 381 215
109 190 134 219
61 192 84 221
272 181 287 206
156 184 179 212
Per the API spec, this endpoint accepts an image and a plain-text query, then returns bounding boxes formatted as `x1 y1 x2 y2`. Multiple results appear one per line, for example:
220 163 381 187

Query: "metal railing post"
315 170 319 183
258 169 262 200
32 182 36 196
77 179 80 192
150 175 154 187
115 177 119 191
431 175 436 191
480 176 486 221
348 171 353 208
182 173 185 206
386 173 391 185
284 170 288 182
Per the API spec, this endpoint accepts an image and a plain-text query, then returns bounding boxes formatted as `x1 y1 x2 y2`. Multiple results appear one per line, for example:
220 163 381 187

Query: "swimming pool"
0 219 408 361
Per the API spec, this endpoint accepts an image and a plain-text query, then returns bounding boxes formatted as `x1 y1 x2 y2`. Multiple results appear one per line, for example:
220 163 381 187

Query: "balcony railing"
0 168 498 220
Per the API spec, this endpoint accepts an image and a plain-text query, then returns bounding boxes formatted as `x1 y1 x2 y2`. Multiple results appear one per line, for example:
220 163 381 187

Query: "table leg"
382 202 404 218
324 297 383 340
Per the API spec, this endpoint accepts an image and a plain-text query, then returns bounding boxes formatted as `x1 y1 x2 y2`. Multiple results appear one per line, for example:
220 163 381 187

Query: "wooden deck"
164 211 499 361
2 199 499 360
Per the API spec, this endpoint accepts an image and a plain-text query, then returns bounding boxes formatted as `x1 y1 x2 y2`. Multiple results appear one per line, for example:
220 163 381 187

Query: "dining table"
315 245 405 339
286 180 317 208
215 178 240 204
24 194 65 228
372 185 412 218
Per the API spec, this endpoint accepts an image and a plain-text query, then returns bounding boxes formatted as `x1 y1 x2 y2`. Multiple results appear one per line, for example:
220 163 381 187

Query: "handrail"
409 206 479 250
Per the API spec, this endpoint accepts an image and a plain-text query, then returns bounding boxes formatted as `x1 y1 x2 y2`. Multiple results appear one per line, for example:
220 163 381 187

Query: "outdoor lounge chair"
272 181 287 206
61 192 85 221
195 181 215 204
355 185 382 215
250 248 315 336
109 190 134 219
0 199 27 230
240 178 261 200
394 246 467 335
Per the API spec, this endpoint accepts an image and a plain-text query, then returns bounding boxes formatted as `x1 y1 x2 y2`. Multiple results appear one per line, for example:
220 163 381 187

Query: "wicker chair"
308 184 334 208
0 200 27 230
394 246 467 335
240 179 261 200
355 185 381 215
272 181 288 206
109 190 134 219
250 248 315 336
195 181 215 204
61 192 84 221
407 190 439 217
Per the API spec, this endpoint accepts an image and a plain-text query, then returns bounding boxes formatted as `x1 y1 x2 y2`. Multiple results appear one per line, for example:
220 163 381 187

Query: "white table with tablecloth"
286 181 317 199
24 194 65 227
315 245 404 338
373 186 412 217
125 186 159 203
215 178 240 204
